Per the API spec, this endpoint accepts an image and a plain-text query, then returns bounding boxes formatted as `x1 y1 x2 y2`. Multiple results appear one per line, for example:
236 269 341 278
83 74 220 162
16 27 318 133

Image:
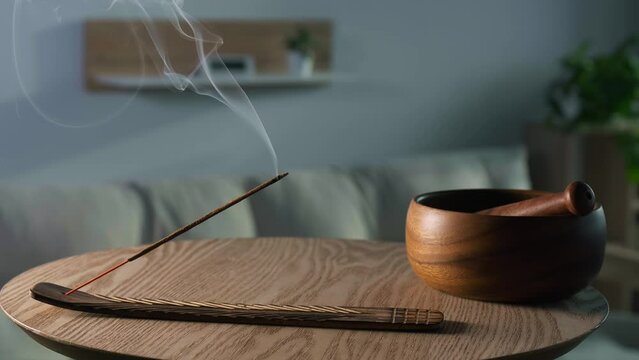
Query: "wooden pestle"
477 181 596 216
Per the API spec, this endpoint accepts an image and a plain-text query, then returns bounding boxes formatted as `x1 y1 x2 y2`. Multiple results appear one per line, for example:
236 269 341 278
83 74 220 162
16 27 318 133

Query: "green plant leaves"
548 35 639 183
285 28 315 56
618 132 639 183
548 36 639 126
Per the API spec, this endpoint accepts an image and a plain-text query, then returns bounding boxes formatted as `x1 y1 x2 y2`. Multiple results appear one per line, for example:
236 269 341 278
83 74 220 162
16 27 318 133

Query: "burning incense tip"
64 172 289 296
64 260 129 296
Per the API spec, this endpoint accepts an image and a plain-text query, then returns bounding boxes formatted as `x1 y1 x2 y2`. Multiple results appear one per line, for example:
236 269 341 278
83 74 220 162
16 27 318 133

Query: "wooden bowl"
405 189 607 303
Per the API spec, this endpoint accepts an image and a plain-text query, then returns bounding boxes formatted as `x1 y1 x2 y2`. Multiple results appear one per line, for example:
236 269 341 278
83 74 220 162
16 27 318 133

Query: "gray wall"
0 0 637 185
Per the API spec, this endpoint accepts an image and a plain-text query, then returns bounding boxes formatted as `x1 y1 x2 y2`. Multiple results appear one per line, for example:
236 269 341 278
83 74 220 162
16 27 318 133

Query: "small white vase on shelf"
287 51 314 78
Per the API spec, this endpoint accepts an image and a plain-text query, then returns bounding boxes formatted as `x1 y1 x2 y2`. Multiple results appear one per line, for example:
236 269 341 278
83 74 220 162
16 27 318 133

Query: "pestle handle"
477 181 596 216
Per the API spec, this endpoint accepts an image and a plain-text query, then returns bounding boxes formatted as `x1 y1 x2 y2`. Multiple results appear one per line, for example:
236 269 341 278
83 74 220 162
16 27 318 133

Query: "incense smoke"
12 0 278 174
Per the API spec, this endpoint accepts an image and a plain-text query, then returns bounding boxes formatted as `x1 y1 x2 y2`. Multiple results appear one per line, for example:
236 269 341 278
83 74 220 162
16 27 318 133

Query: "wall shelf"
85 20 333 91
94 73 336 91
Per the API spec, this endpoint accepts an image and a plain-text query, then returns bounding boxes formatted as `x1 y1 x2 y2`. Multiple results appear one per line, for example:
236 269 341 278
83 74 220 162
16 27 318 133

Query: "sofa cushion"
477 146 531 189
0 146 531 284
247 146 529 242
247 169 376 240
130 176 256 243
0 185 144 284
367 149 495 241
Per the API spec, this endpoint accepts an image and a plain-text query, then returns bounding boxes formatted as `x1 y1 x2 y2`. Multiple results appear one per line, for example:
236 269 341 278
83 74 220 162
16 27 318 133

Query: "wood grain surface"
1 238 608 359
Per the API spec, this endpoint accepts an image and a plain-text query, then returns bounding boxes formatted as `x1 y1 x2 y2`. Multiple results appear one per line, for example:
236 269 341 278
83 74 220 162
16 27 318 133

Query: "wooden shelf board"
93 73 337 90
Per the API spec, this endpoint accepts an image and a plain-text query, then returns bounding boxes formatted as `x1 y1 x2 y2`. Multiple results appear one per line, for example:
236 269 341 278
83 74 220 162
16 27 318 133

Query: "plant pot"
287 51 314 78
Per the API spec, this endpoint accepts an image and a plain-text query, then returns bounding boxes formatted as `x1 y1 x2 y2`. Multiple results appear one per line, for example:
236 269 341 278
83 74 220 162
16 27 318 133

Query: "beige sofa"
0 146 530 285
0 146 530 359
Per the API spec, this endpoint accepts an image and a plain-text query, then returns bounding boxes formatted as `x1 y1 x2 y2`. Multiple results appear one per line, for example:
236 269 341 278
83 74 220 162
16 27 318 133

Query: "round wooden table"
0 238 608 359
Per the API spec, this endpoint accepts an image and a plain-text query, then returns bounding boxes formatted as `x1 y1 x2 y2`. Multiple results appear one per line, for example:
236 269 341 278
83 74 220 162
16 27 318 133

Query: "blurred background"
1 0 639 358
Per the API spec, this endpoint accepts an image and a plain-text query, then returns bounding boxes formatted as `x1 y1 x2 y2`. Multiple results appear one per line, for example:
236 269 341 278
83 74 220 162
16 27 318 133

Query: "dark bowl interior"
415 188 554 214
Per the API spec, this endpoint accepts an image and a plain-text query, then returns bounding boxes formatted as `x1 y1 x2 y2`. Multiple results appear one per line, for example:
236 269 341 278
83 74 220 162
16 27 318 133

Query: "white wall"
0 0 637 185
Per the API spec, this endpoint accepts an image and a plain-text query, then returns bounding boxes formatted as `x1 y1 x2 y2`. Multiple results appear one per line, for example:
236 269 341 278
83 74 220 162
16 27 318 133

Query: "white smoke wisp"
12 0 144 128
13 0 279 174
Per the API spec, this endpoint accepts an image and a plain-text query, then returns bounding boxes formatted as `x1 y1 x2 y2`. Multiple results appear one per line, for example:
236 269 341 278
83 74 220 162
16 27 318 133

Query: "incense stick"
65 172 289 296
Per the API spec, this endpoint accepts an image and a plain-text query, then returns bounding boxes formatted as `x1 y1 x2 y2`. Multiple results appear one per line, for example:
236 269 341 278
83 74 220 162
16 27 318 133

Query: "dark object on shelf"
195 55 256 77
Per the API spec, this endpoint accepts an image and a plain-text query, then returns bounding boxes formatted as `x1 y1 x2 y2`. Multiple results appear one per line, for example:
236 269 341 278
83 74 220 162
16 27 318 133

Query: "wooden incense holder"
405 187 606 303
31 283 443 332
477 181 596 216
30 173 445 332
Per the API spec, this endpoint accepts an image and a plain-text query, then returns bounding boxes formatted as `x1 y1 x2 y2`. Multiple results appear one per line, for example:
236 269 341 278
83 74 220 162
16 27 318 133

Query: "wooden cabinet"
527 123 639 312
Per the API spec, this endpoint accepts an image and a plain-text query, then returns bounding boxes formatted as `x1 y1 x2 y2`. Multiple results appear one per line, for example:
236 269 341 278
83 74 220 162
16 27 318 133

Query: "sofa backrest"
0 146 529 284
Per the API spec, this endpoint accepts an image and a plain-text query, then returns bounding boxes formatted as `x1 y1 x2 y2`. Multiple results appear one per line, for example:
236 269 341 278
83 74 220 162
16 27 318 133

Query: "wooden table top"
0 237 608 360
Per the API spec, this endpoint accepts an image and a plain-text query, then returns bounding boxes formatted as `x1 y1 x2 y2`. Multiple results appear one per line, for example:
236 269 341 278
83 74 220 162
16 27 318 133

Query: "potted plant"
527 35 639 247
285 28 315 77
546 36 639 180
